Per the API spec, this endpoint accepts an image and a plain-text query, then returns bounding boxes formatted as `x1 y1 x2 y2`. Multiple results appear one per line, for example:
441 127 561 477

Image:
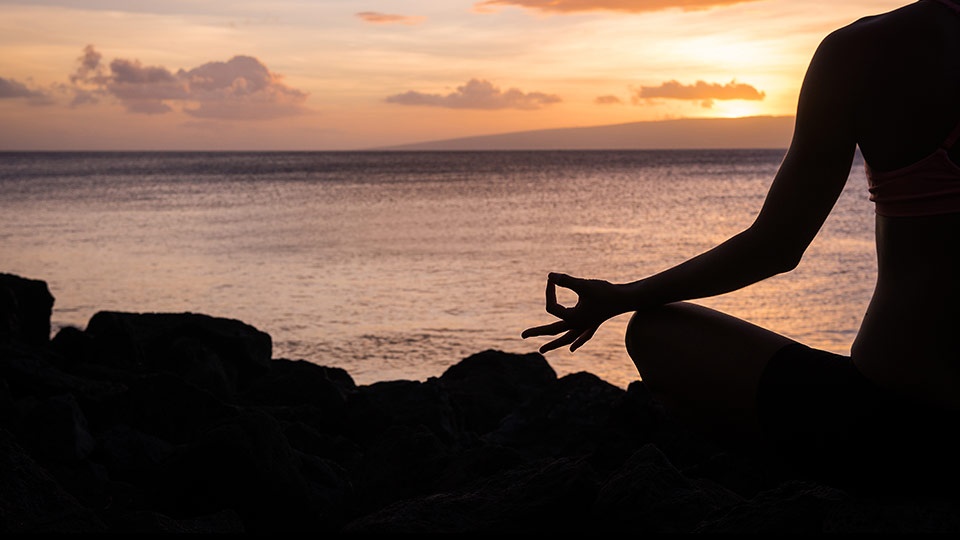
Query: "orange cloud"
68 46 308 119
180 56 307 120
356 11 425 25
0 77 48 101
475 0 761 14
634 79 764 108
104 58 187 114
594 95 623 105
70 45 105 86
385 79 561 110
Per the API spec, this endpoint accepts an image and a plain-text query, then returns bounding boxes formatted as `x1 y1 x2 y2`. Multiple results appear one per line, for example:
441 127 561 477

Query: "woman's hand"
521 272 629 354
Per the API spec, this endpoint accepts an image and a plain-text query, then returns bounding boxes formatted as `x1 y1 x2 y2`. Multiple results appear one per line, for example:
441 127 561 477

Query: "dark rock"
281 420 362 472
0 377 15 429
241 358 355 430
296 450 356 530
588 380 671 473
50 325 96 370
346 377 462 445
0 427 107 533
164 336 236 400
451 455 600 533
108 509 245 533
433 444 526 493
695 480 850 533
0 273 54 347
0 340 125 403
96 372 238 445
38 458 112 515
150 408 318 532
94 423 177 486
3 273 960 534
824 497 960 533
484 371 627 459
14 393 96 464
592 443 740 533
344 456 600 533
438 349 556 435
83 311 271 391
681 446 786 499
355 423 453 513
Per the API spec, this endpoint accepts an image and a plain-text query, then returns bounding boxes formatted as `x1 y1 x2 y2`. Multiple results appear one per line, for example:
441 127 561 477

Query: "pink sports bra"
865 0 960 217
865 122 960 217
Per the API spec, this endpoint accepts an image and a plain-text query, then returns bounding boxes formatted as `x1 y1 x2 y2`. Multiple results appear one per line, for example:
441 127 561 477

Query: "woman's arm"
524 27 864 353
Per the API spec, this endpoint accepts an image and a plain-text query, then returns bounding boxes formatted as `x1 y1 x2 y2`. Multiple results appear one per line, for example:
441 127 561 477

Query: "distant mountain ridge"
376 115 794 151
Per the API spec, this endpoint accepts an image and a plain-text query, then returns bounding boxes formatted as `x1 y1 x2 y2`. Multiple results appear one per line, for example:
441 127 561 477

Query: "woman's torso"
852 214 960 409
848 0 960 409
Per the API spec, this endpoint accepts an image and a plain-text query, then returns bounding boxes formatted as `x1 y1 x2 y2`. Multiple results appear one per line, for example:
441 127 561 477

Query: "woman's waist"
876 212 960 254
853 298 960 410
855 287 960 348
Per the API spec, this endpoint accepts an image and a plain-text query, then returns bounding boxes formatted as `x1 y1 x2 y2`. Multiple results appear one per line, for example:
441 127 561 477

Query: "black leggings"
756 343 959 493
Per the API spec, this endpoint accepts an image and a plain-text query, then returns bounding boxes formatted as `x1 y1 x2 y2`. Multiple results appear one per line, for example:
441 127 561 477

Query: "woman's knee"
625 302 702 359
624 302 700 388
623 302 788 442
624 301 791 397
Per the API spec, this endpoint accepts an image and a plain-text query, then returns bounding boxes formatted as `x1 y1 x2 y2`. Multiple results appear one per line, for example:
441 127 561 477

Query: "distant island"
375 115 794 152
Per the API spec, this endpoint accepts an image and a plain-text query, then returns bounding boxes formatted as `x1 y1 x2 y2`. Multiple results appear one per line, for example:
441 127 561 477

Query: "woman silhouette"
523 0 960 489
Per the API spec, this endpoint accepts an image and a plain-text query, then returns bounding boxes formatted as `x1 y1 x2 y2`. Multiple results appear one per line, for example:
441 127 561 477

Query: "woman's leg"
625 301 796 446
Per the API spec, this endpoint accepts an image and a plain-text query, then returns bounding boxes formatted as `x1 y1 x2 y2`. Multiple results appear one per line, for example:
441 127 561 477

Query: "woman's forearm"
619 225 800 312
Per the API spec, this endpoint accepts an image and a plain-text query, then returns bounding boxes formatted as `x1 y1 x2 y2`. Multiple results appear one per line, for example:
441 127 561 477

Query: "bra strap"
931 0 960 15
945 120 960 149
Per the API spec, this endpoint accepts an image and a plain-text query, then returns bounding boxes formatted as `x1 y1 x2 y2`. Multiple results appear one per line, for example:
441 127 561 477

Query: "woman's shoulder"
812 1 949 78
829 0 951 41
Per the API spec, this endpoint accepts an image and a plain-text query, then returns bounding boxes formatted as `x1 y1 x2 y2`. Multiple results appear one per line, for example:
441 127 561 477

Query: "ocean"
0 150 876 389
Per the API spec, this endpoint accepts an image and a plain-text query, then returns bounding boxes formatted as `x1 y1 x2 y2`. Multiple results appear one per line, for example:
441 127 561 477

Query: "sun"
713 101 763 118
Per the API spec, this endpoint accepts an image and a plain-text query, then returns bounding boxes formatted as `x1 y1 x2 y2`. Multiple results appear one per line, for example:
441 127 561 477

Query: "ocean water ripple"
0 150 874 388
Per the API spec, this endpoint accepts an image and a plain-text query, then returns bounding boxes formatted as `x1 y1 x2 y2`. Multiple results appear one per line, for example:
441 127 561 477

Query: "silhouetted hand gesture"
521 272 628 354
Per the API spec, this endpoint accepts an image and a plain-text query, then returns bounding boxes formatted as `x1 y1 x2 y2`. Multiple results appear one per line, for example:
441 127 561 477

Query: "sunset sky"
0 0 908 150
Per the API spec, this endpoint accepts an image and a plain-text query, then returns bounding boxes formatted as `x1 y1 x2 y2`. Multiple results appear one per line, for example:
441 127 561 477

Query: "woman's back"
854 1 960 170
847 0 960 410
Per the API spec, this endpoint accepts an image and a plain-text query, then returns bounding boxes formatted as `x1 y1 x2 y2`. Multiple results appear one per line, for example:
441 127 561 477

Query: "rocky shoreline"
2 272 959 533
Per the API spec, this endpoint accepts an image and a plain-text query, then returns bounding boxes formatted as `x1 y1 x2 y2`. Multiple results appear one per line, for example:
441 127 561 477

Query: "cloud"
474 0 761 14
70 44 105 86
385 79 561 110
104 58 188 114
68 45 108 106
356 11 425 25
633 79 764 108
594 95 623 105
179 56 308 120
0 76 54 106
68 45 308 119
